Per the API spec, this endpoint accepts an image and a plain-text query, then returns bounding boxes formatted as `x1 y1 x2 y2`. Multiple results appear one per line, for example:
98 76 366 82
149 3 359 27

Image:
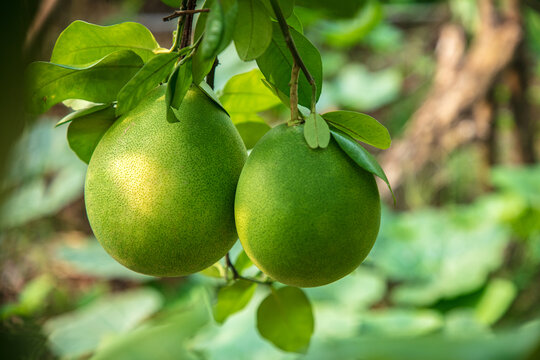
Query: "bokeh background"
1 0 540 359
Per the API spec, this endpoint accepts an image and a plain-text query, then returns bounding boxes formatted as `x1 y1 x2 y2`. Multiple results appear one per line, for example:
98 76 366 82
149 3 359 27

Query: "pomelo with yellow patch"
85 85 247 276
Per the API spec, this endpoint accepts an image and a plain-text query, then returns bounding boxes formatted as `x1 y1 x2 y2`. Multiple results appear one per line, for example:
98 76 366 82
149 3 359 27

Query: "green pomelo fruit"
85 85 247 277
235 124 381 287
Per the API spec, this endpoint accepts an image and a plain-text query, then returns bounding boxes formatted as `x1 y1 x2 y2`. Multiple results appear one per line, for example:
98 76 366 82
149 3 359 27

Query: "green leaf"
256 23 322 108
233 0 273 61
213 280 257 324
257 286 314 353
166 59 193 123
220 69 281 113
475 278 517 326
55 103 111 127
51 21 159 66
44 288 163 358
26 50 144 114
193 0 217 84
303 113 330 149
234 250 253 274
201 0 239 60
261 0 295 19
67 104 116 163
323 110 391 149
287 11 304 34
331 129 395 202
198 81 229 115
116 52 179 116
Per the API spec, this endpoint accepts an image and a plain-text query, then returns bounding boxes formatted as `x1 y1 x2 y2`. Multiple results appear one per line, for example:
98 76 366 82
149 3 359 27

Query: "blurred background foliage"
1 0 540 359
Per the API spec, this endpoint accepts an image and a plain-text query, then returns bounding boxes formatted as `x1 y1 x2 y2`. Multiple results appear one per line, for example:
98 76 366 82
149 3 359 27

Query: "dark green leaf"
261 0 295 19
55 103 111 127
213 280 257 324
116 52 179 116
67 105 117 163
257 286 314 353
324 110 391 149
193 0 217 84
51 21 159 65
26 50 144 114
322 0 383 47
295 0 367 19
287 12 304 34
304 113 330 149
256 23 322 108
166 59 193 123
234 250 253 274
198 81 229 115
233 0 273 61
331 129 395 202
201 0 238 60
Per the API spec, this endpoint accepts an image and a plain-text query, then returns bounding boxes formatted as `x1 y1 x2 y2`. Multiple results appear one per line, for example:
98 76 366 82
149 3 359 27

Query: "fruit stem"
225 253 273 285
269 0 317 120
289 61 301 125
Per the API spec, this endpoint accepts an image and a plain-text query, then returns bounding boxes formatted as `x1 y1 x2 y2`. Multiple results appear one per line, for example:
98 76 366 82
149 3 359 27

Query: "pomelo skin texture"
235 124 381 287
85 85 247 277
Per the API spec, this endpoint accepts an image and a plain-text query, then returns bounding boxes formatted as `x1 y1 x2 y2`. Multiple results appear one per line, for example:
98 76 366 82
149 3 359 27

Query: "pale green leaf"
55 103 111 127
234 250 253 274
323 110 391 149
220 69 281 113
233 0 273 61
51 21 159 65
257 286 314 353
44 288 163 358
303 113 330 149
26 50 143 114
213 280 257 324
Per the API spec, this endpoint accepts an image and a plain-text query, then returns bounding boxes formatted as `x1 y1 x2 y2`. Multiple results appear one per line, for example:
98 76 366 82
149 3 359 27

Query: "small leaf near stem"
269 0 317 115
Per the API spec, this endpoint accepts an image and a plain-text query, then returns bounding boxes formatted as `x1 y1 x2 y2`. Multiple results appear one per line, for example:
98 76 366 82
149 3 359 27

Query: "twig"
180 0 198 51
269 0 317 114
224 252 273 285
163 8 210 22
